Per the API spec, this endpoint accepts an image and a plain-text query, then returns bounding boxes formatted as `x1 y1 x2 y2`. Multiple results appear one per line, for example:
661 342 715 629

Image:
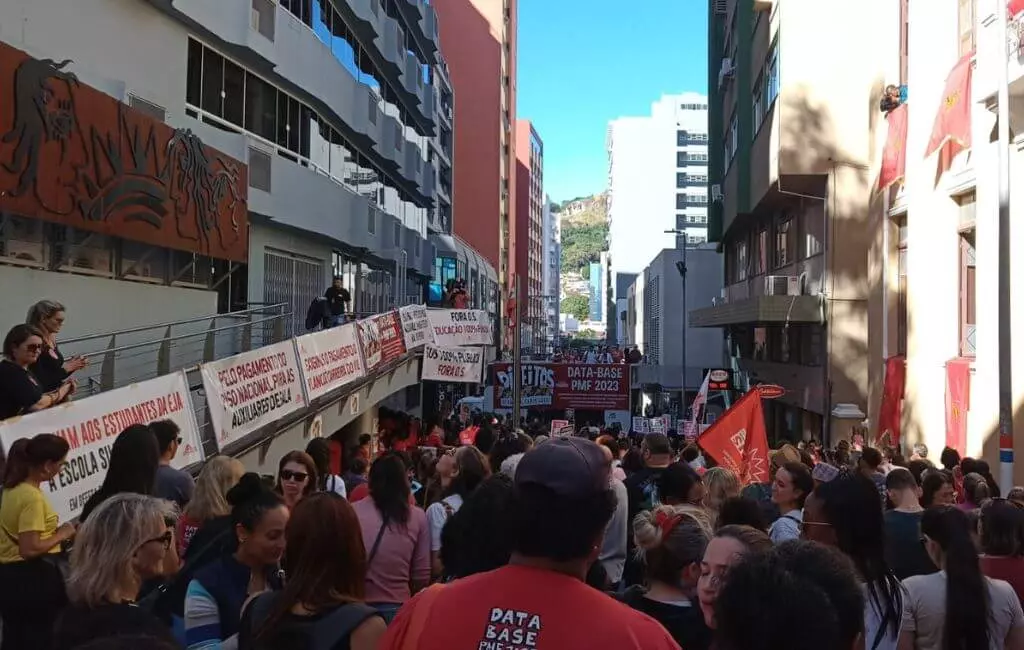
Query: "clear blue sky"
517 0 708 203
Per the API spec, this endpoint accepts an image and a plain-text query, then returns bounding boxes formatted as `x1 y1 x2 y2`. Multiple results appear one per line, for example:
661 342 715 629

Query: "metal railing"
59 303 291 398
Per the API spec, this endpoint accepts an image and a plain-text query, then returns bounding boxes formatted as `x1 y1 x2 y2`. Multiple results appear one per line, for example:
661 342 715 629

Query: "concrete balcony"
145 0 277 65
420 86 436 129
352 86 385 153
379 114 404 172
378 16 406 76
420 161 436 203
340 0 385 44
402 142 425 189
397 0 438 57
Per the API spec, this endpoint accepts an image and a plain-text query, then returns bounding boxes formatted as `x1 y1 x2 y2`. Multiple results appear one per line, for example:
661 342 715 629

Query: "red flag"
925 52 973 158
879 104 908 190
698 390 769 485
945 358 972 457
877 355 906 449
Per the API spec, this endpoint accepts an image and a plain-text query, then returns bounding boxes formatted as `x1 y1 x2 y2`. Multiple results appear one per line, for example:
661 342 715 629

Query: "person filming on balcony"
325 276 352 327
0 324 75 421
444 278 469 309
26 299 88 393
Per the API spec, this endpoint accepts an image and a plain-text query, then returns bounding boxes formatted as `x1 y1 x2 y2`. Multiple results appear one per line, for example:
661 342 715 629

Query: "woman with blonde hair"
704 467 741 519
26 299 88 392
620 504 714 650
179 456 245 556
52 493 178 648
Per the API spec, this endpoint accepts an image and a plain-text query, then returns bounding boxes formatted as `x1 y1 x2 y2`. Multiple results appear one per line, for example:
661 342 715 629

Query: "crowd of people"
1 403 1024 649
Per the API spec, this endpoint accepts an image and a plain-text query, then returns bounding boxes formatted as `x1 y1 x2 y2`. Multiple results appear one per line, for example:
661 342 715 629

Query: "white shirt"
863 582 905 650
768 509 802 544
323 473 347 498
426 494 464 552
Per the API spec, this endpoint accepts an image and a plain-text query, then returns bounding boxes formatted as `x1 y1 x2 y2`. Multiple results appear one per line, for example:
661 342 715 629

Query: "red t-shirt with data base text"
378 565 680 650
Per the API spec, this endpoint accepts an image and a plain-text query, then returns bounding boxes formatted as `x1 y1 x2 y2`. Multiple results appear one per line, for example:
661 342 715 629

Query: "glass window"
774 218 793 268
201 49 224 117
223 59 245 127
755 228 768 275
677 130 688 147
677 172 686 188
244 73 277 141
677 151 687 167
766 44 780 106
958 0 976 57
960 228 976 356
186 39 203 107
676 194 688 210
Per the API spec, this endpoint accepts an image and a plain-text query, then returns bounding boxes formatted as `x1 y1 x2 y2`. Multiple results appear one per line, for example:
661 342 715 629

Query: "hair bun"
226 472 268 506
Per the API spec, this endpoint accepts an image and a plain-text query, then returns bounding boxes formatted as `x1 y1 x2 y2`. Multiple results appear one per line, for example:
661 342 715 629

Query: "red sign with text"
490 363 629 411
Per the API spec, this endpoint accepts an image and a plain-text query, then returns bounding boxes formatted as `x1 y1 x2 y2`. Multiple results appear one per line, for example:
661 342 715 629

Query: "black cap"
514 438 610 499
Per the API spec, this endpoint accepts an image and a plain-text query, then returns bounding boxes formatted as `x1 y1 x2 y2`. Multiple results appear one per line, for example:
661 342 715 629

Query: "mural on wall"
0 41 249 262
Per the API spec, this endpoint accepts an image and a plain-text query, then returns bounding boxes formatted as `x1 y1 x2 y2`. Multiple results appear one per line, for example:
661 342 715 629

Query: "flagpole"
997 10 1014 492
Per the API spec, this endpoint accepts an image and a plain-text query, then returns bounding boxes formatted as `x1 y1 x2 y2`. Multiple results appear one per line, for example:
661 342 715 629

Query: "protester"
656 462 706 507
305 438 347 498
274 450 318 510
324 276 351 327
622 505 714 649
178 456 244 557
425 445 490 579
80 424 162 523
883 468 935 581
0 324 75 420
351 452 430 623
438 474 515 580
978 498 1024 602
623 433 675 585
0 435 75 649
26 299 88 393
715 496 768 532
52 494 178 648
185 474 288 650
377 438 680 649
961 472 991 511
152 420 196 510
920 470 956 508
703 467 740 521
238 493 384 649
597 440 629 589
768 461 813 543
696 524 772 629
343 457 370 498
900 506 1024 648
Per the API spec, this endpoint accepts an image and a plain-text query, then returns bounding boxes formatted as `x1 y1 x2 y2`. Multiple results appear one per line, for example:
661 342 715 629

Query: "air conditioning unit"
718 58 735 89
764 275 801 296
713 0 728 15
711 184 723 202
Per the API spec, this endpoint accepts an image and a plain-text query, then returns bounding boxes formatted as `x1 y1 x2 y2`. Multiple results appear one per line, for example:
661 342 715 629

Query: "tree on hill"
560 223 607 271
560 294 589 321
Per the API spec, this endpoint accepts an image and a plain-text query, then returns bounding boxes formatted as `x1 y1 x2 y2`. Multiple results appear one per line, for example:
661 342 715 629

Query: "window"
222 59 245 127
765 43 780 106
725 113 738 165
801 207 824 259
732 239 748 282
677 172 687 188
200 48 225 118
677 130 688 147
676 193 688 210
755 227 768 275
899 0 909 84
959 228 976 356
774 218 794 268
752 73 765 134
958 0 976 57
244 74 277 141
677 151 688 167
896 215 908 355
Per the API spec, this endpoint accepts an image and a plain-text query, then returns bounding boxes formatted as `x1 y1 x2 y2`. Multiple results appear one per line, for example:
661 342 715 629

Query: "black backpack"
242 592 379 650
304 297 329 331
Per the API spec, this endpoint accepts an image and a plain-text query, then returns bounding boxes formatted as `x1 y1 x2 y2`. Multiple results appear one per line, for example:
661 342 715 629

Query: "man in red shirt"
378 438 680 650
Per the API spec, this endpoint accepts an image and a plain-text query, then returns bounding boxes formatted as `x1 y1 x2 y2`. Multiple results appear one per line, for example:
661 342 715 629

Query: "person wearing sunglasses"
274 451 318 510
52 493 179 649
152 420 196 510
0 324 75 421
26 299 88 393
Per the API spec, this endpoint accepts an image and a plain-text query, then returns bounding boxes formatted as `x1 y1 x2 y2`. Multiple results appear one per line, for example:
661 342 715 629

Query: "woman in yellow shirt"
0 433 76 649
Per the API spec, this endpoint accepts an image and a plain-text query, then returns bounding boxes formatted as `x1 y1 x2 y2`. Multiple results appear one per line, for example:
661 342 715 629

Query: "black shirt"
0 359 43 420
52 602 180 649
619 586 713 650
622 466 667 587
29 343 68 393
325 286 351 316
884 509 937 580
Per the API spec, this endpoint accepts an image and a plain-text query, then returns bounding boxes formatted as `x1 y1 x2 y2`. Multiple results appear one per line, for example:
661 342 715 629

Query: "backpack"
304 297 329 331
244 592 378 650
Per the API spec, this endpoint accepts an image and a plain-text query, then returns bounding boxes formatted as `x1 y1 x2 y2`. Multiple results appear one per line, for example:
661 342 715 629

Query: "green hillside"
559 192 608 275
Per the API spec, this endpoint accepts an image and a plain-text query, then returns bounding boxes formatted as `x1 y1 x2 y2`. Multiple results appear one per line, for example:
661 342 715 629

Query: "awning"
428 233 459 257
689 295 823 328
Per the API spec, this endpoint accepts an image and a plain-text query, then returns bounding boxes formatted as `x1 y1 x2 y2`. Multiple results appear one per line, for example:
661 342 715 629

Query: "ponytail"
920 506 989 650
3 434 69 488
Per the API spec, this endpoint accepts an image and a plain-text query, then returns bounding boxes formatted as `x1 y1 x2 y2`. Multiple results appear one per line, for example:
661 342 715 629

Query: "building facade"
614 272 638 347
540 194 561 352
433 0 516 291
627 247 724 416
0 0 451 338
692 0 896 445
514 120 545 354
607 92 709 281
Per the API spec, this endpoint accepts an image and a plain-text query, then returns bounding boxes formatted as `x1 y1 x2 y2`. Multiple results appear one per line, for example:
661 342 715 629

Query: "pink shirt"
352 497 431 605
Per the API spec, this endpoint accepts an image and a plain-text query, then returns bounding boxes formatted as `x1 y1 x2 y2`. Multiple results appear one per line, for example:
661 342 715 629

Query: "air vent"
128 95 166 122
713 0 727 14
248 147 272 191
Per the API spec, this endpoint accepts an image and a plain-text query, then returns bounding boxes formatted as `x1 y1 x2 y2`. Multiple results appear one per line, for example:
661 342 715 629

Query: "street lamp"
665 229 689 420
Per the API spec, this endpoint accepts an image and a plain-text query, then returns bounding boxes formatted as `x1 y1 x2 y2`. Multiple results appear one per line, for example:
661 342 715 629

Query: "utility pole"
512 274 522 429
998 7 1014 490
666 230 690 419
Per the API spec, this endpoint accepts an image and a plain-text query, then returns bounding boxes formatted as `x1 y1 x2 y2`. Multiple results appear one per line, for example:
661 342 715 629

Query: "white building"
607 92 709 281
627 246 724 413
541 194 561 346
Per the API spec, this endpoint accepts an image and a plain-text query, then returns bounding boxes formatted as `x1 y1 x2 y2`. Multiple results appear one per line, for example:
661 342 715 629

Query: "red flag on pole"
945 358 972 457
877 355 906 449
698 389 769 485
924 52 974 158
879 104 909 190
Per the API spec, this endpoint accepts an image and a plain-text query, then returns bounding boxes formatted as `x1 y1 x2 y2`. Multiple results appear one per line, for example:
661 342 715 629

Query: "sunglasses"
280 470 309 482
24 343 41 353
142 530 173 551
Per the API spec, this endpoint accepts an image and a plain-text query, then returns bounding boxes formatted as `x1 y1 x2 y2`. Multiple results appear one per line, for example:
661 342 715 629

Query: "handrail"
61 303 288 346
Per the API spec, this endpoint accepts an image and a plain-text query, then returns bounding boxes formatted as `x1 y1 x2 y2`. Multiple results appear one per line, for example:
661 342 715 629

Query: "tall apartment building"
514 120 545 353
433 0 516 298
691 0 896 444
0 0 446 337
895 0 1024 481
541 194 561 351
607 93 709 282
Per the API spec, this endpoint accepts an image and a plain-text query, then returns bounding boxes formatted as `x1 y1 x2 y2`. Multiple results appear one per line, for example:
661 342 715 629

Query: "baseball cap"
514 437 610 500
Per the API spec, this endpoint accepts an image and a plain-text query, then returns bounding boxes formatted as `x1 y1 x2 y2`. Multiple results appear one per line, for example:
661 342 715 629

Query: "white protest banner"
0 371 202 523
399 304 433 350
355 317 382 370
295 323 365 402
427 309 493 347
201 340 306 450
421 345 483 384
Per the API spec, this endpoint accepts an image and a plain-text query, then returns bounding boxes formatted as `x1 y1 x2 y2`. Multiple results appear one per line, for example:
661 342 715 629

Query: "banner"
399 304 434 350
876 355 906 449
294 323 365 402
945 357 971 457
685 371 710 440
490 363 629 411
200 340 306 450
879 104 908 190
632 417 650 434
550 419 570 436
421 345 483 384
924 51 973 158
698 390 770 486
427 309 494 347
0 371 202 522
358 311 407 372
